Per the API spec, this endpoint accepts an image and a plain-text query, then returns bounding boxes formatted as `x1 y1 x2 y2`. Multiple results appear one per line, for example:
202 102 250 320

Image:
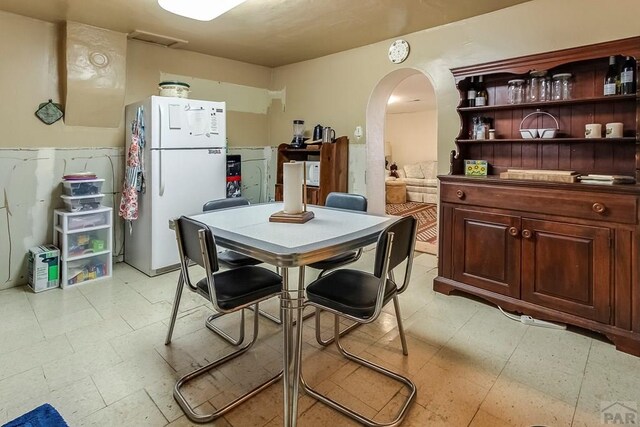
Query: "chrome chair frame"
165 217 283 423
309 192 369 346
301 216 418 427
201 197 281 343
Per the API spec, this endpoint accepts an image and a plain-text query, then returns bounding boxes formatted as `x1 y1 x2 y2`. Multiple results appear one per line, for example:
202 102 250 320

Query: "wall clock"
388 39 410 64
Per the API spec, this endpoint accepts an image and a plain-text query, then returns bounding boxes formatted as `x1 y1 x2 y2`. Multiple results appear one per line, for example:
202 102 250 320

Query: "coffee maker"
290 119 306 148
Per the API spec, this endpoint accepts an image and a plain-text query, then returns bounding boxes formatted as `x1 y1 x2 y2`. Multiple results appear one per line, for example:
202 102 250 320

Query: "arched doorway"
366 68 438 254
365 68 437 214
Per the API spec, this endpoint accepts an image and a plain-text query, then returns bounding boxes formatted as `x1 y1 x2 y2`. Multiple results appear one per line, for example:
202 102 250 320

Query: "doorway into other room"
366 69 438 255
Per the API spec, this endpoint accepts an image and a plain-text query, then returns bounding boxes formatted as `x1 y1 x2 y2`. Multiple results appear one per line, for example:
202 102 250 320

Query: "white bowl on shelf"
520 129 538 139
538 128 557 138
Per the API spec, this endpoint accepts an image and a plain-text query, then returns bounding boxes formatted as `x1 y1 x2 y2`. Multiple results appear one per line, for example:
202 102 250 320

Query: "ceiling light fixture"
158 0 247 21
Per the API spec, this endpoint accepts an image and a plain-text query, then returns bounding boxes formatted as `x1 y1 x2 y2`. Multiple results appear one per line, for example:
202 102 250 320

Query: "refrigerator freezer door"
150 148 226 271
151 96 226 149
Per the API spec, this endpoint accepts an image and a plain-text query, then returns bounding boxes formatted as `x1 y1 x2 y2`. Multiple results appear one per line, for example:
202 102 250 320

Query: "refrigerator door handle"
158 103 165 197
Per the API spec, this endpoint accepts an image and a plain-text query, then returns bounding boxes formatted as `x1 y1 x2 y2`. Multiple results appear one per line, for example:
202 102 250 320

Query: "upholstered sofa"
386 160 438 204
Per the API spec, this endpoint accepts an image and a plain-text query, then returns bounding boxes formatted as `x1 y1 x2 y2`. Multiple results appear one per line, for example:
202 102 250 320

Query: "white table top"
188 202 397 267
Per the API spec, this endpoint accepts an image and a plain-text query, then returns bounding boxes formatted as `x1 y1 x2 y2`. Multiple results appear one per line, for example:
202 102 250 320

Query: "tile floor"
1 251 639 426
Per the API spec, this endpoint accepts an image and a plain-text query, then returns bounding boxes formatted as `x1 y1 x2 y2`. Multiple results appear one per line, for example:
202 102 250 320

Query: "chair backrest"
175 216 219 280
325 192 367 212
373 216 417 286
203 197 250 212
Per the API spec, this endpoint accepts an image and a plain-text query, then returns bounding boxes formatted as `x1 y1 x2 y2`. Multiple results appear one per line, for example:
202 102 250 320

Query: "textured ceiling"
0 0 531 67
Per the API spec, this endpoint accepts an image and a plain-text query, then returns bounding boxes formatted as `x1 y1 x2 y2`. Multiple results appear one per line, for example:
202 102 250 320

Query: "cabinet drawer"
441 182 638 224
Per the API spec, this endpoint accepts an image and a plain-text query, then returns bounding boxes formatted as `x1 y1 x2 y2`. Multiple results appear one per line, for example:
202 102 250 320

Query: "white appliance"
305 161 321 186
124 96 227 276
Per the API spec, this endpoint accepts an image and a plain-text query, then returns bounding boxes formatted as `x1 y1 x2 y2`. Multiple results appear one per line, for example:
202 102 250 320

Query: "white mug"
605 122 623 138
585 123 601 139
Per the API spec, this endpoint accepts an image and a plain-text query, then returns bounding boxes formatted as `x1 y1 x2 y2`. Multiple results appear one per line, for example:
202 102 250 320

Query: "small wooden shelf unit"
275 136 349 206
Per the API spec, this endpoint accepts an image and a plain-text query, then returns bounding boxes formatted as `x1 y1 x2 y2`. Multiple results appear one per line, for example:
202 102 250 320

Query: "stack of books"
578 174 636 185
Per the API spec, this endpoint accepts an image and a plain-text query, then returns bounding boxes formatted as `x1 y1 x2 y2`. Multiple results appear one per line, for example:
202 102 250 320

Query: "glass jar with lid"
507 79 525 104
552 73 572 100
528 70 548 102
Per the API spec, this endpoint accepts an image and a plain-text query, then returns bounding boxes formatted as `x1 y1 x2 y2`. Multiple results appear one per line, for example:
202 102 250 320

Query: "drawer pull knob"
456 190 465 199
522 229 532 239
592 202 606 214
508 227 519 237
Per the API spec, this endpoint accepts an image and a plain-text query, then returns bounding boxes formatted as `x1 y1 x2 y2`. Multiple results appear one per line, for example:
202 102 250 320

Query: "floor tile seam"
143 384 180 425
466 407 514 427
164 305 212 325
0 367 49 414
491 324 584 408
583 354 640 378
400 326 448 352
153 347 180 377
570 340 593 426
328 382 382 415
103 339 127 366
0 365 46 395
0 334 74 381
410 305 480 328
72 327 136 353
507 348 590 378
370 387 417 423
468 348 517 427
495 363 581 408
500 320 530 362
360 346 432 377
428 350 507 392
410 300 477 349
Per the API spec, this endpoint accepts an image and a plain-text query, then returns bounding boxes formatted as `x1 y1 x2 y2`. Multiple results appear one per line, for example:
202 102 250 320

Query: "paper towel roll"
283 162 304 214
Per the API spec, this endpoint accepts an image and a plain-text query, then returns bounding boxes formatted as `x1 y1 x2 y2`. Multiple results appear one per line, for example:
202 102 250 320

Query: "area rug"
386 202 437 255
2 404 68 427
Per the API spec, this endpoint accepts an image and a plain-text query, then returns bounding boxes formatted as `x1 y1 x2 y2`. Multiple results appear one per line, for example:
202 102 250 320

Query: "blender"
290 119 306 148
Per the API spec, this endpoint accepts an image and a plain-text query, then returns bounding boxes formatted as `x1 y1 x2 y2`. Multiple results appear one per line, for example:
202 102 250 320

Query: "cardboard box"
27 245 60 292
464 160 488 176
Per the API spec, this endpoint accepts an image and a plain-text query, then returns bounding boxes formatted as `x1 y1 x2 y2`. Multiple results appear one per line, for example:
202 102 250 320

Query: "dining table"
176 202 397 427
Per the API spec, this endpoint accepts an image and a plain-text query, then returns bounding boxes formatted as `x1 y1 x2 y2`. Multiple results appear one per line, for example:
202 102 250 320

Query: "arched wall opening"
365 68 438 215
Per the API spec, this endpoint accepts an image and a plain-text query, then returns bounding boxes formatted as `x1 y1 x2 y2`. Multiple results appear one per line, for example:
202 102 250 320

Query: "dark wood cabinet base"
434 276 640 357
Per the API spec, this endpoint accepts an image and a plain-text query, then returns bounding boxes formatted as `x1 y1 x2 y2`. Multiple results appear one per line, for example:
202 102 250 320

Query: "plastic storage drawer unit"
62 179 105 196
60 194 104 212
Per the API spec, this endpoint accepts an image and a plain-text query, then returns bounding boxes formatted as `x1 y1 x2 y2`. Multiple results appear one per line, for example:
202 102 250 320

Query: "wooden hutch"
275 136 349 206
435 37 640 356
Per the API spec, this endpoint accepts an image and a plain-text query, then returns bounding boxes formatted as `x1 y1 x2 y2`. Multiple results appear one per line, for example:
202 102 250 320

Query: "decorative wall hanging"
35 100 64 125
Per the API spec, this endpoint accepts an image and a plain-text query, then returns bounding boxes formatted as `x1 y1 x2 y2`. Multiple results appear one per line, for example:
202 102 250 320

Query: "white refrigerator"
124 96 227 276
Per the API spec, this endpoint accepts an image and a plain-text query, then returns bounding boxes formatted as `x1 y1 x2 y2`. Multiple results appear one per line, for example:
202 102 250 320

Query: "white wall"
385 109 437 169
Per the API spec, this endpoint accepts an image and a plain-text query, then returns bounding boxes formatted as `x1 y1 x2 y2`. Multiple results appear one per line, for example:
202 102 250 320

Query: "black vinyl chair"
307 192 368 277
202 197 262 268
165 216 283 423
202 197 282 340
301 216 418 427
307 192 368 346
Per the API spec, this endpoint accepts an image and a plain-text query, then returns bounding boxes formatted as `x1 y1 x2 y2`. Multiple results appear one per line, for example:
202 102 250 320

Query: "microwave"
305 161 321 186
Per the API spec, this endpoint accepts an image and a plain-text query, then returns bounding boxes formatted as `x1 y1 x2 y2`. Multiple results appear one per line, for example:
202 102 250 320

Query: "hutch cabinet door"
452 208 521 298
521 219 611 323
